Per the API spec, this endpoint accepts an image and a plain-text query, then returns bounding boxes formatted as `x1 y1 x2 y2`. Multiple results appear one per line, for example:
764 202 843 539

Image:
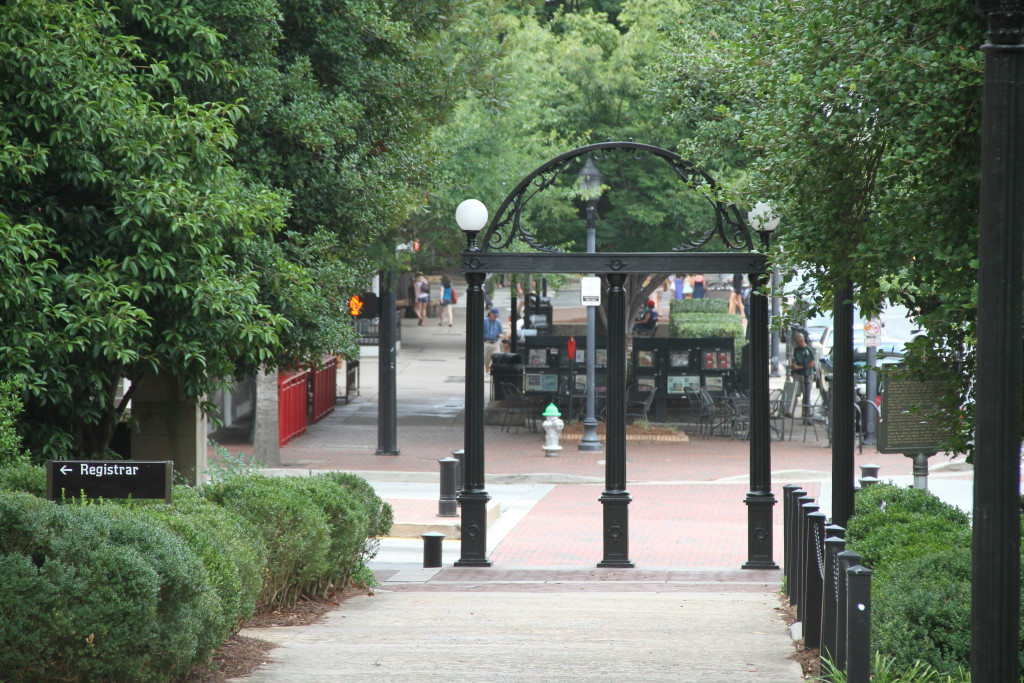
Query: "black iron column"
510 277 519 355
456 269 492 566
973 2 1024 678
598 272 633 568
743 249 778 569
830 281 855 527
376 268 399 455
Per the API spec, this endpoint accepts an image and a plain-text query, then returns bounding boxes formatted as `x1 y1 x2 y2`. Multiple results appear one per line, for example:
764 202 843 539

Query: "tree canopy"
0 0 471 459
654 0 984 453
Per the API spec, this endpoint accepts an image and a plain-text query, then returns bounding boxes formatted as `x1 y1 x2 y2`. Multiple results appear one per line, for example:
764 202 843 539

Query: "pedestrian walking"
791 332 816 417
438 275 455 327
414 273 429 325
483 307 504 374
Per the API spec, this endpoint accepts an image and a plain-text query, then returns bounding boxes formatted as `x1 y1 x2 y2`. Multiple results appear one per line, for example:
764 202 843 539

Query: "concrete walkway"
219 283 971 681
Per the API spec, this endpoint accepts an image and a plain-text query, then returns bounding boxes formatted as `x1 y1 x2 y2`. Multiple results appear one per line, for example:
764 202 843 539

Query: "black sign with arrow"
46 461 173 503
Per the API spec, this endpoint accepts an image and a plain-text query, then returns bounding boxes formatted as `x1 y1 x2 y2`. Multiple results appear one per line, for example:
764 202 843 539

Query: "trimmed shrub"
288 476 369 596
315 471 394 568
853 483 971 523
201 474 331 610
128 486 267 648
669 297 728 314
871 548 973 675
0 491 220 681
847 484 970 569
0 461 46 497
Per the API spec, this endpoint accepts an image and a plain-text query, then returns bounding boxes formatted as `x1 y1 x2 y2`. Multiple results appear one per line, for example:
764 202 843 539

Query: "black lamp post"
743 201 779 570
455 198 492 567
972 2 1024 678
577 156 604 452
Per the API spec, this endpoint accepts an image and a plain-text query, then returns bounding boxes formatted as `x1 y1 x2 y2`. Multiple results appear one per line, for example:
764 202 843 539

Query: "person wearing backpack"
438 275 456 327
414 273 429 325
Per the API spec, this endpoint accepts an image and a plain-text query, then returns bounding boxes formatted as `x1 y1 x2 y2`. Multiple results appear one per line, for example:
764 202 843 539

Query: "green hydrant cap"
543 403 561 418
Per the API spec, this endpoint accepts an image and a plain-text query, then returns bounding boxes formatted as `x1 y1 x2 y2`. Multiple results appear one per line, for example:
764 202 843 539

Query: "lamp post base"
578 418 602 452
742 490 779 570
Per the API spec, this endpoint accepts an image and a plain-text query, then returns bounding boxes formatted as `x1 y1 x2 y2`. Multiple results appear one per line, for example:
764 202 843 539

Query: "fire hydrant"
541 403 564 457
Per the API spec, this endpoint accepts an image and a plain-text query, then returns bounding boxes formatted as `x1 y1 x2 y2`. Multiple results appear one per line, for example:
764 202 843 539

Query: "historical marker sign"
877 380 947 454
46 461 173 503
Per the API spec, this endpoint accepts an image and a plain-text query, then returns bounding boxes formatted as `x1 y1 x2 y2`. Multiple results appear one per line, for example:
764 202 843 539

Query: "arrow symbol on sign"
60 466 72 475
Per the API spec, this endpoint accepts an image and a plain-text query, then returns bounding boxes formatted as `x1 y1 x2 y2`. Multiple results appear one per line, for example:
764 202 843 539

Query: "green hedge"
0 469 392 678
0 460 45 497
201 474 332 610
316 470 394 573
129 487 267 647
0 492 219 681
669 297 728 314
844 484 1024 676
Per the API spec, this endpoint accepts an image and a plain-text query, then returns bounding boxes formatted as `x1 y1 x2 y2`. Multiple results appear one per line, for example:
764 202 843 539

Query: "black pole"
580 200 602 452
376 268 399 455
830 281 855 527
456 264 491 567
744 235 778 569
510 277 519 355
973 3 1024 679
770 268 782 377
598 272 633 568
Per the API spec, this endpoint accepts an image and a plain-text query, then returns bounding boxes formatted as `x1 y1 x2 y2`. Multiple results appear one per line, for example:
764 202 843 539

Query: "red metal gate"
278 370 309 446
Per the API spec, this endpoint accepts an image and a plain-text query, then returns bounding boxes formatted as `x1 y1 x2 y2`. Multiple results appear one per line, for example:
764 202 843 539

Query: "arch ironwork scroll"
480 140 754 254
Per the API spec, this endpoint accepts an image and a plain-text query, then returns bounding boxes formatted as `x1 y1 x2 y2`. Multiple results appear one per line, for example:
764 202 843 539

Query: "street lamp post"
972 2 1024 678
578 157 604 452
743 201 779 570
455 199 492 567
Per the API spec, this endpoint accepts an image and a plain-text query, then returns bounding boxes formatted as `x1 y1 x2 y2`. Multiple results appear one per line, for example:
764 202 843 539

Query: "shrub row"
669 297 729 314
0 469 393 681
846 483 1024 675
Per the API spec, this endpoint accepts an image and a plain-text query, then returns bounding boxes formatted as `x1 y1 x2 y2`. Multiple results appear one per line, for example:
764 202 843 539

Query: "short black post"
797 499 818 616
782 484 803 595
438 457 458 517
451 449 465 505
846 565 873 682
821 530 846 676
835 549 863 672
803 511 827 650
422 531 445 568
858 463 880 489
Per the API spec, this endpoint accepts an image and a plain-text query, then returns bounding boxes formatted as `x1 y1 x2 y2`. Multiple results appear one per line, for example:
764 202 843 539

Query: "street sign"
864 319 881 337
46 460 173 503
580 276 602 306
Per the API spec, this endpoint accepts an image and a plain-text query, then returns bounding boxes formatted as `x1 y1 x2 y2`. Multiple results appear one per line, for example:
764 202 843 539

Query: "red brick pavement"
487 482 821 568
216 414 917 483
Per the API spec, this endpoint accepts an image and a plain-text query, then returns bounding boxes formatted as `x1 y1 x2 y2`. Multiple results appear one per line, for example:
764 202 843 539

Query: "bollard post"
835 549 862 672
846 565 873 683
451 449 465 506
859 464 880 489
797 499 818 617
803 511 827 650
438 457 459 517
820 530 846 677
793 494 815 608
422 531 445 568
782 484 803 596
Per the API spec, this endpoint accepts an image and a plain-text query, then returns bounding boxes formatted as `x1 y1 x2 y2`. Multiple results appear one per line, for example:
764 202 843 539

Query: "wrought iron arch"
480 140 754 254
